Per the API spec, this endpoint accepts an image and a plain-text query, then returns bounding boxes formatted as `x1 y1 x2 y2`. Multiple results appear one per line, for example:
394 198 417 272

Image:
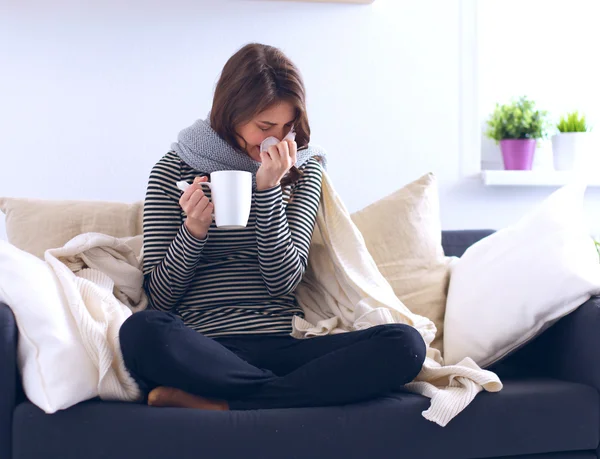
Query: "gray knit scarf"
171 114 327 188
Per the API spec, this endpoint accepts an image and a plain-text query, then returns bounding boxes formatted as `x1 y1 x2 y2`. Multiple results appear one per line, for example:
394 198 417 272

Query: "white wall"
479 0 600 171
1 0 600 242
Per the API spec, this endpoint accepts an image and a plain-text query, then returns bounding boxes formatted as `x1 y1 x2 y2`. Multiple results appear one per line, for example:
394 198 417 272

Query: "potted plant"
552 111 593 171
486 96 549 170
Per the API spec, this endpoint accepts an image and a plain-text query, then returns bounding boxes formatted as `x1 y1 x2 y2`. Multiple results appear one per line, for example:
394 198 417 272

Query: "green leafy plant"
556 111 590 133
486 96 550 143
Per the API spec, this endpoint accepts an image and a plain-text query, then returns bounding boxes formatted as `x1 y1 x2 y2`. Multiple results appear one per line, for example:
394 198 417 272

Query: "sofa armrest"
0 302 18 459
491 296 600 391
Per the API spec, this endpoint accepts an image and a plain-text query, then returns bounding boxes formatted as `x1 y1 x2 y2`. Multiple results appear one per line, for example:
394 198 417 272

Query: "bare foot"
148 387 229 411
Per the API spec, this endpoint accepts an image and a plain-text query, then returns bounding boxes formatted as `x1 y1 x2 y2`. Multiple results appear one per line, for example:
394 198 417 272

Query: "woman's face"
236 101 295 162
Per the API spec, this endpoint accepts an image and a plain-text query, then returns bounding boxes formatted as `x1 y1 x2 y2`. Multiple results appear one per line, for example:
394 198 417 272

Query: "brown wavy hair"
210 43 310 187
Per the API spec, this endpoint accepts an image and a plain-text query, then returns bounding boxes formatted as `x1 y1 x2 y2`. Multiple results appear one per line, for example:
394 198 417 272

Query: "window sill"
481 170 600 187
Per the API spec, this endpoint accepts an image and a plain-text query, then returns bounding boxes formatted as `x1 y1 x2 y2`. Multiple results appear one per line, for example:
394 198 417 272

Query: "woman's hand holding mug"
177 171 252 232
179 177 213 239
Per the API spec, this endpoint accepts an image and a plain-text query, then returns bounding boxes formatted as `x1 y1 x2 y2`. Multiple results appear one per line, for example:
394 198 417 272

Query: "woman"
119 43 426 411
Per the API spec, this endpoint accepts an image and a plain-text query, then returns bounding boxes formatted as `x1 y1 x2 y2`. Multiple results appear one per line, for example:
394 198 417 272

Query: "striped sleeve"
254 158 323 297
142 155 207 312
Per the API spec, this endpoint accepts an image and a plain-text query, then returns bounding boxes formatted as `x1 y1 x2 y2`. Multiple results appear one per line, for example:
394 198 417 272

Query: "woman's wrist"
184 220 208 240
256 181 280 192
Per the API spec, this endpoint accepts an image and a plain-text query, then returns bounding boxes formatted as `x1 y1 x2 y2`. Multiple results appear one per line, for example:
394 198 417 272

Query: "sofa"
1 229 600 459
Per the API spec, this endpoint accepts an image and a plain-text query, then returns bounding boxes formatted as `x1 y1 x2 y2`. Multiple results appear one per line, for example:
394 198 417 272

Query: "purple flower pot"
499 139 537 170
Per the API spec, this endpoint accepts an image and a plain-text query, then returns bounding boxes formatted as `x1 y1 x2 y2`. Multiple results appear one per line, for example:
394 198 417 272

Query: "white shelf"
481 170 600 187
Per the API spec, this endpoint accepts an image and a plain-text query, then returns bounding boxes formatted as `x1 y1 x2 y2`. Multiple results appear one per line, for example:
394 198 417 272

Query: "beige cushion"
0 198 143 259
351 173 454 354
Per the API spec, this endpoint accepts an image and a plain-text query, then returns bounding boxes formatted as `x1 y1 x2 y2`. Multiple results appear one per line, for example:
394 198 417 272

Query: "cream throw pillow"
0 198 143 259
351 174 454 354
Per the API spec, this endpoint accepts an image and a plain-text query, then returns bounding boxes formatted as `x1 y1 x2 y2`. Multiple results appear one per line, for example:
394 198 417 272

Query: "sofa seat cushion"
13 378 598 459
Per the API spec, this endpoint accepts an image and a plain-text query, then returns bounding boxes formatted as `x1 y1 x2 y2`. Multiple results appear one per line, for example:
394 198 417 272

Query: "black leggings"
119 310 426 410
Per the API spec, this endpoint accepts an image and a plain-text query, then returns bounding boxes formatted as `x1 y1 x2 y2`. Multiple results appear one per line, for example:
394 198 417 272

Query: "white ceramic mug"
177 170 252 229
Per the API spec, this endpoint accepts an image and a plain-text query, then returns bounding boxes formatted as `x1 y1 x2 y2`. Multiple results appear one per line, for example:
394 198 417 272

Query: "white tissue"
259 129 296 154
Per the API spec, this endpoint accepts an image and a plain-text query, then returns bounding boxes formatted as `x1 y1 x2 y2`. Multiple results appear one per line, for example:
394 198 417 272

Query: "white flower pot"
551 132 594 171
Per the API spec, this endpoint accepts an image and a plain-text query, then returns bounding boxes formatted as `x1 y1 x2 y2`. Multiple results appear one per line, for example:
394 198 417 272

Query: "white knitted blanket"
45 233 147 403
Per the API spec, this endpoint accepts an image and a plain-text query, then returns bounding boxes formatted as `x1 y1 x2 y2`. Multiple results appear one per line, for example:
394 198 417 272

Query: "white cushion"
0 240 98 413
443 183 600 367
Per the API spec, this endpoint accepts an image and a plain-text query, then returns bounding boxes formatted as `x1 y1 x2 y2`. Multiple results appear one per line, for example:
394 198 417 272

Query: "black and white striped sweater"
142 151 323 337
